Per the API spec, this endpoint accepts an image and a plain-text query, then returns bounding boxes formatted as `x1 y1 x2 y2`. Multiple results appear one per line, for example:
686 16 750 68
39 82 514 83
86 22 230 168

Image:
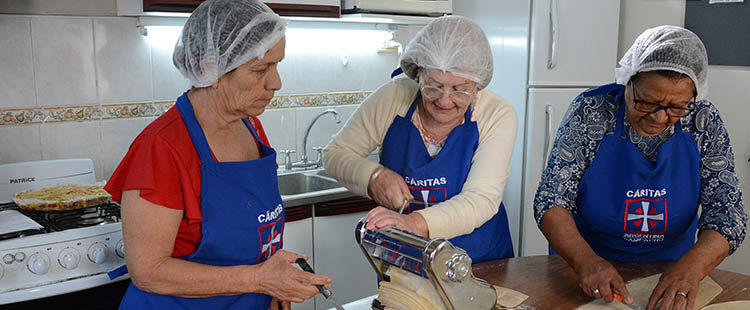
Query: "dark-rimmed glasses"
631 83 695 117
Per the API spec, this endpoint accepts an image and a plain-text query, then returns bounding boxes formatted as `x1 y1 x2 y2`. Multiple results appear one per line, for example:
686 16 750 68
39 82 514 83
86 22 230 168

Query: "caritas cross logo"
257 218 283 263
623 198 667 234
408 187 446 212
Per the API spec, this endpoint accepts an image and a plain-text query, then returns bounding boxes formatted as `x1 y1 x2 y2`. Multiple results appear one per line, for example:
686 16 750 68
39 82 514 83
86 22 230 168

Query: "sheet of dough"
576 273 722 310
379 268 446 310
494 285 529 308
701 301 750 310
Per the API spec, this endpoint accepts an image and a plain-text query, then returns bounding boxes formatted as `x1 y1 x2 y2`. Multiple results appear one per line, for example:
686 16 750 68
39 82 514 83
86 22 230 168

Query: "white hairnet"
399 16 493 90
615 25 708 100
173 0 287 87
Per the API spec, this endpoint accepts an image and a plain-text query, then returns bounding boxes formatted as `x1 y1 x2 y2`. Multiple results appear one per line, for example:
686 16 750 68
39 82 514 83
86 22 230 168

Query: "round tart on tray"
14 184 111 211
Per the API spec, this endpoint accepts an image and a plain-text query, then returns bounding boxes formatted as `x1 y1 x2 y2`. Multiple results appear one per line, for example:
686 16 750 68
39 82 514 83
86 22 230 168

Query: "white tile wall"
39 121 104 180
150 26 191 101
0 16 35 109
99 117 152 180
1 14 421 181
94 18 153 103
31 17 97 107
0 124 42 164
283 21 399 94
257 108 297 165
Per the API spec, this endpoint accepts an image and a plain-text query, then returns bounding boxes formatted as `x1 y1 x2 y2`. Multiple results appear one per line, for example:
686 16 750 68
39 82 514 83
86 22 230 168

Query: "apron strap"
390 67 404 78
177 94 271 163
176 94 217 165
614 90 627 137
404 90 421 119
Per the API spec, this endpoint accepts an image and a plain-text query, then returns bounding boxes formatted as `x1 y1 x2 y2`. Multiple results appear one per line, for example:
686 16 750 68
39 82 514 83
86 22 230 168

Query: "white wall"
0 14 418 180
619 0 750 275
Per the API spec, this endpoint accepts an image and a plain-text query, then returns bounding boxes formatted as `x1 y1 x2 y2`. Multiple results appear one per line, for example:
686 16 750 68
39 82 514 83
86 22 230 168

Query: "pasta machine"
355 218 497 310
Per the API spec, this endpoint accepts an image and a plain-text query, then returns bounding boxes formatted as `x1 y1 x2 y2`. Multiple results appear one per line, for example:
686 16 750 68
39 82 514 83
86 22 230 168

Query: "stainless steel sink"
277 169 354 206
278 171 338 196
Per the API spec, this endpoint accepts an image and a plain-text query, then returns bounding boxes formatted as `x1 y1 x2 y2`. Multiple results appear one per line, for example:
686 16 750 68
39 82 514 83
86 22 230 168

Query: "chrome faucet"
290 108 341 170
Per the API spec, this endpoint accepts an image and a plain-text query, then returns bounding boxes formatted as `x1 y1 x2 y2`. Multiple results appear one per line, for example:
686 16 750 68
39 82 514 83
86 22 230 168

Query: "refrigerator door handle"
546 0 559 69
543 105 554 169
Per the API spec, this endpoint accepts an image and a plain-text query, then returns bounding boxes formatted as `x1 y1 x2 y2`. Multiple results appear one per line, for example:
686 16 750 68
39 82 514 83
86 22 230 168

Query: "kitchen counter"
472 255 750 310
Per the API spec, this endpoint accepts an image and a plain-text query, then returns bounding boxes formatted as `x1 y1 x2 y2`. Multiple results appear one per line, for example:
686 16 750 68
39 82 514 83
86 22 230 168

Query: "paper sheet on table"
0 210 43 235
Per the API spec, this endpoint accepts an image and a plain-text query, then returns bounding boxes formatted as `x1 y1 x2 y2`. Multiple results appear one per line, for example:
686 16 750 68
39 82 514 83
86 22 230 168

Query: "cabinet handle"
546 0 559 69
543 105 554 170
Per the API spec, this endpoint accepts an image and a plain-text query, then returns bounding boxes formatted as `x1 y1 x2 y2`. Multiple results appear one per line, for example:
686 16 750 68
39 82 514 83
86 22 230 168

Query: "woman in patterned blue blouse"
534 25 747 310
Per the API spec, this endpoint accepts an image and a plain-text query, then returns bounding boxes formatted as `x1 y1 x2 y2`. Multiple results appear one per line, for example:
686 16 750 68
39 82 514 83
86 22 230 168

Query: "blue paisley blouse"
533 84 747 254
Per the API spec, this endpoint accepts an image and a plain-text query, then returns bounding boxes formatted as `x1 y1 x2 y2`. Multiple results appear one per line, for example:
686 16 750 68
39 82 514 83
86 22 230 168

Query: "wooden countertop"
472 255 750 310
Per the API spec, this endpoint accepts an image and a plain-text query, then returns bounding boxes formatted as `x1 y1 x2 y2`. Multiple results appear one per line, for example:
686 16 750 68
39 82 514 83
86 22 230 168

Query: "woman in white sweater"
323 16 518 262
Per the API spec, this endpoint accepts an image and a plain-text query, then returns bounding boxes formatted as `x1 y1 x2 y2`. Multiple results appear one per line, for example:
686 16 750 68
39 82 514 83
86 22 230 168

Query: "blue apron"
564 84 700 262
379 91 514 263
114 93 285 309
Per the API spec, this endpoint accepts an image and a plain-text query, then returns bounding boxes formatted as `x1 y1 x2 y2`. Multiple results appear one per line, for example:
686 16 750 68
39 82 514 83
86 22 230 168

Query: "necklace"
414 107 449 146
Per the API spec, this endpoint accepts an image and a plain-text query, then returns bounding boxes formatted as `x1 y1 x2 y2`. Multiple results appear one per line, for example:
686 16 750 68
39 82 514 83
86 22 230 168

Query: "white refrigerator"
454 0 620 256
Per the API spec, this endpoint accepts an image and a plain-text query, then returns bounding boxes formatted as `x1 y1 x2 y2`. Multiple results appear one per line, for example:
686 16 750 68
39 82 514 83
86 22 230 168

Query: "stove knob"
115 240 125 258
14 252 25 262
88 243 108 264
3 254 13 264
58 248 81 270
27 253 51 275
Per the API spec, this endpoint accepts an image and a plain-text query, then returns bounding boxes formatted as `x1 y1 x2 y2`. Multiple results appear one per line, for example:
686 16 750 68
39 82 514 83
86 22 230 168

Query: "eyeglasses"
631 83 695 117
420 84 476 105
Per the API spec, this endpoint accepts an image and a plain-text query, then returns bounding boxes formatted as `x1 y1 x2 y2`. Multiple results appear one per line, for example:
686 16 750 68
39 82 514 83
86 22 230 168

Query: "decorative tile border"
0 91 371 126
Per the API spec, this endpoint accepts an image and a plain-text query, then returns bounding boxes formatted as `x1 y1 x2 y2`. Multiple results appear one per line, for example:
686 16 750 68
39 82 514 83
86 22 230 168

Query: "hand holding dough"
576 273 722 310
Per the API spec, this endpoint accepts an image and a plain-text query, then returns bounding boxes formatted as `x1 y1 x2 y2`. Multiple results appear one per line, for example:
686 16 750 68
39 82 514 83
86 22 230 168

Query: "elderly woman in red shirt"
105 1 330 309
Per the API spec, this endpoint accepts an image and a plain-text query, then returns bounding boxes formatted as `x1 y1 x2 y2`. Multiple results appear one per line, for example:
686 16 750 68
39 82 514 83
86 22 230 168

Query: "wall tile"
100 117 152 180
32 17 97 108
295 105 359 161
150 27 191 101
284 21 401 95
0 124 41 164
257 108 296 165
95 18 153 104
275 52 298 96
0 16 35 109
39 121 104 180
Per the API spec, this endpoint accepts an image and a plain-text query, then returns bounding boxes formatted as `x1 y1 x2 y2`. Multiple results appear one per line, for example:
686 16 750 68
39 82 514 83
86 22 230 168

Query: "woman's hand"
644 230 730 310
367 167 412 210
646 264 702 310
256 250 331 303
268 297 291 310
573 256 633 304
364 207 429 237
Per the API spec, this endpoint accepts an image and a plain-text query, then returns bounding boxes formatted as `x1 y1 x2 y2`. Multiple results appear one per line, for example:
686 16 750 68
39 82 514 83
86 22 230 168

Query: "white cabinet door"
264 0 338 5
313 208 378 309
520 88 586 256
283 217 315 310
528 0 620 86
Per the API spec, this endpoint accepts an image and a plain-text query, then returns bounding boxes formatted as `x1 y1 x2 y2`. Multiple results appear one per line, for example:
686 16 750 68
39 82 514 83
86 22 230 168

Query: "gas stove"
0 159 127 305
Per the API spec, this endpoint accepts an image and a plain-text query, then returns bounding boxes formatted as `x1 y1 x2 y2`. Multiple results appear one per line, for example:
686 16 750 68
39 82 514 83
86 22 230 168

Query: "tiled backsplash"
0 14 416 180
0 99 366 181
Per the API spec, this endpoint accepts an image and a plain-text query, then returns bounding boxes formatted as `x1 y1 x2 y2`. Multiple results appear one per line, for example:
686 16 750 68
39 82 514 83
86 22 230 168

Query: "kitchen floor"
3 280 130 309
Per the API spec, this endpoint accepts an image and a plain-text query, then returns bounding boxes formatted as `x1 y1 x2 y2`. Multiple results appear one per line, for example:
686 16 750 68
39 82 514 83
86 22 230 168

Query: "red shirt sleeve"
105 109 203 257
